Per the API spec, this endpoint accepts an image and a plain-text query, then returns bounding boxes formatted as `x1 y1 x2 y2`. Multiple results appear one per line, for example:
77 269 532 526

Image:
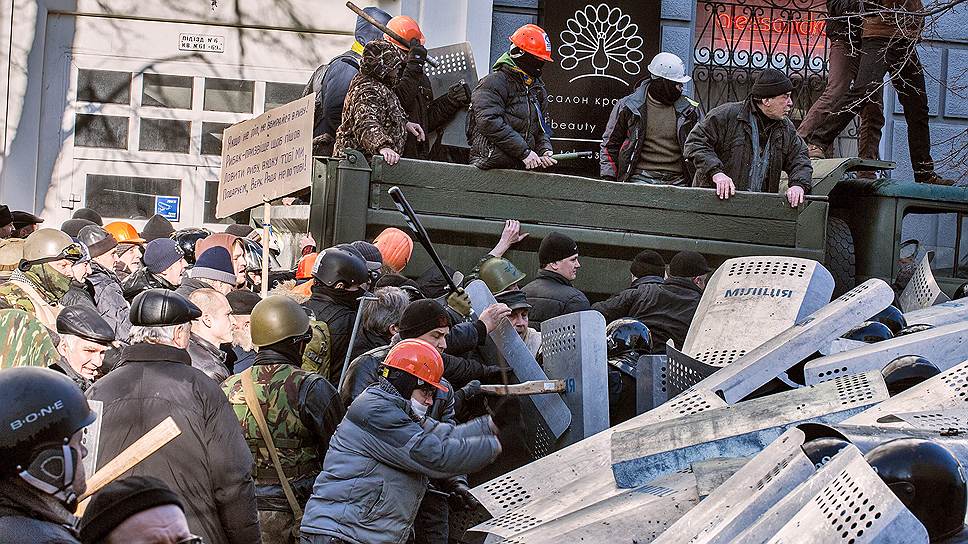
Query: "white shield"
610 371 889 489
81 399 103 477
682 257 834 366
424 42 478 148
845 359 968 426
903 298 968 327
765 449 929 543
803 320 968 385
898 252 950 312
541 311 609 446
691 279 895 403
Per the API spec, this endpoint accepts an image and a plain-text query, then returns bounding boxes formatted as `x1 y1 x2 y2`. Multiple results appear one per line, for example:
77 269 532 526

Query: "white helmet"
648 52 691 83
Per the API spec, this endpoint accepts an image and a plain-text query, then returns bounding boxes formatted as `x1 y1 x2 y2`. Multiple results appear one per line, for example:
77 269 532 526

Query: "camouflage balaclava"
360 40 404 86
23 262 73 303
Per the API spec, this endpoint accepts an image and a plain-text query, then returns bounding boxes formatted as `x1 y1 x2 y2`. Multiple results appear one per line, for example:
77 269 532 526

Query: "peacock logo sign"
558 3 644 86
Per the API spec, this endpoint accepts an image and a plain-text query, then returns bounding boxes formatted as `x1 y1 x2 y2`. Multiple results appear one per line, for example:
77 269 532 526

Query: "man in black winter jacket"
86 289 261 544
302 7 391 156
626 251 711 352
522 232 590 330
468 24 557 170
121 238 186 300
593 250 667 323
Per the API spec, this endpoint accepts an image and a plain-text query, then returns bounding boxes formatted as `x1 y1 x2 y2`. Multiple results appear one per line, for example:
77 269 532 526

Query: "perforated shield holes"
895 410 968 434
481 476 533 512
899 253 950 313
834 373 877 406
666 350 718 397
726 259 808 278
667 389 719 416
423 42 478 148
475 511 543 533
844 360 968 427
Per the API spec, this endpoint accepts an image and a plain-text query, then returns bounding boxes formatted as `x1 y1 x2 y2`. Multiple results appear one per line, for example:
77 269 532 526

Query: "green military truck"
306 151 968 299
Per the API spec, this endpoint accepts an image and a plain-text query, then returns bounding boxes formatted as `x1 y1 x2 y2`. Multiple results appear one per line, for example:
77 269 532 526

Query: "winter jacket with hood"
468 53 552 170
684 97 813 194
86 342 261 544
87 262 131 342
300 378 500 544
521 270 591 330
334 40 408 157
600 78 702 182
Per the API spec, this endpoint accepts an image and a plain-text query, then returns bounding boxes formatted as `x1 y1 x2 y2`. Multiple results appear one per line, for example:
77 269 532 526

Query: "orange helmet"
373 228 413 272
385 339 448 392
296 252 319 280
385 15 425 48
510 24 553 62
104 221 146 244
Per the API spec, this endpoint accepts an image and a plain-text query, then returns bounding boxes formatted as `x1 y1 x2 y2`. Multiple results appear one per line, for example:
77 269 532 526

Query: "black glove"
449 481 480 511
447 81 472 105
457 379 482 402
407 44 428 65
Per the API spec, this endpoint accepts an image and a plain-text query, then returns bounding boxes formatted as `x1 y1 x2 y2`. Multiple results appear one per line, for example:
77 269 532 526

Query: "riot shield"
803 320 968 385
81 399 103 478
541 311 609 446
610 371 889 488
765 449 929 543
664 344 719 398
465 280 571 439
898 252 950 312
689 279 895 403
468 387 727 517
903 298 968 327
636 353 667 413
424 42 478 148
844 359 968 426
682 257 834 365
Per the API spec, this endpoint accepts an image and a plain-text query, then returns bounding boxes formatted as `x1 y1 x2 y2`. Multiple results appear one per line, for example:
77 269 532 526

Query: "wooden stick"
75 417 181 516
480 380 566 396
261 200 270 298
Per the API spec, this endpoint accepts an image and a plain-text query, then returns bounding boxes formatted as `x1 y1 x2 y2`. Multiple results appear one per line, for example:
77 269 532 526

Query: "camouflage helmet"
250 295 311 348
479 257 526 294
22 228 82 267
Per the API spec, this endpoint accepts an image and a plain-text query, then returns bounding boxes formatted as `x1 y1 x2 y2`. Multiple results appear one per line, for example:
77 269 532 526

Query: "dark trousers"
808 37 933 180
410 488 449 544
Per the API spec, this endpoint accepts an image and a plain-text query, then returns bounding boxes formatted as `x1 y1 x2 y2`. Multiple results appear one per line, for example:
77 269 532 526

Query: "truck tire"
826 217 856 297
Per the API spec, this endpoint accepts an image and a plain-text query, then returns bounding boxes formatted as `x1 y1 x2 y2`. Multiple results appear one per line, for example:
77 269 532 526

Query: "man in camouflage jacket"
0 309 59 370
334 39 409 162
222 296 344 544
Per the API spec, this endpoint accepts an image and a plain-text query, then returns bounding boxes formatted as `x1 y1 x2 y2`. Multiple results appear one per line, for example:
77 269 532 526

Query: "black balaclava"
513 50 545 79
386 367 419 399
263 333 309 365
312 282 362 311
648 77 683 106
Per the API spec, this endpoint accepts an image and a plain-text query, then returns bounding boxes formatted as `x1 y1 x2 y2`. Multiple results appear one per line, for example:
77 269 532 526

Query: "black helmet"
842 321 893 343
881 355 941 396
171 228 212 265
801 436 851 470
865 438 968 541
0 367 95 505
869 305 907 335
897 323 934 336
312 246 370 288
955 282 968 300
606 319 653 358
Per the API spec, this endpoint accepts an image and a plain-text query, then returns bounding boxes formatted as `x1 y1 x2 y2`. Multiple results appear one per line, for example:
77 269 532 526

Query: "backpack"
301 319 333 380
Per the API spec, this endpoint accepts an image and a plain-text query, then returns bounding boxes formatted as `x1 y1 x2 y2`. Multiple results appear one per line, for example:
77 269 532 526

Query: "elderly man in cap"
0 228 83 329
53 305 115 390
0 205 14 238
593 249 667 323
10 211 43 239
87 288 261 544
227 289 261 373
79 476 194 544
684 68 812 207
78 225 131 342
495 289 541 357
522 231 590 329
630 250 711 352
122 238 187 300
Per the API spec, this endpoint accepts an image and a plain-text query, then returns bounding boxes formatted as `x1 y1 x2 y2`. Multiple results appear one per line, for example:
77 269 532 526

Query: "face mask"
410 398 428 419
648 77 683 106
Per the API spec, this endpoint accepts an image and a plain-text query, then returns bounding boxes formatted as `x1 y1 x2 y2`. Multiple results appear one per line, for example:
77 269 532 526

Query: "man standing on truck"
522 232 590 329
600 52 702 185
468 24 557 170
683 68 812 208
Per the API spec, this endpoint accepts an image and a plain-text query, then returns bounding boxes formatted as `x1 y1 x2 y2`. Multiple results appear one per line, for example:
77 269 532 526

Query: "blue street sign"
155 196 180 222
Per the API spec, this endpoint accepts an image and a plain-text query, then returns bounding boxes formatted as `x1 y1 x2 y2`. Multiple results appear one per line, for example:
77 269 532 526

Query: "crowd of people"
0 193 710 544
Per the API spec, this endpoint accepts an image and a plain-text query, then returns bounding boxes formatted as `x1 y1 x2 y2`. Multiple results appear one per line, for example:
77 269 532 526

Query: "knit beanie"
141 214 175 242
72 207 103 226
0 205 11 227
751 68 793 99
669 251 712 278
224 224 254 238
538 232 578 266
142 239 184 274
399 299 451 339
61 218 95 238
78 476 183 544
189 246 236 285
630 250 666 278
350 240 383 266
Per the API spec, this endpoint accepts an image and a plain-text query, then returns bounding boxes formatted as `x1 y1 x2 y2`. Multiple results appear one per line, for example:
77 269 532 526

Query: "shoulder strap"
241 367 303 519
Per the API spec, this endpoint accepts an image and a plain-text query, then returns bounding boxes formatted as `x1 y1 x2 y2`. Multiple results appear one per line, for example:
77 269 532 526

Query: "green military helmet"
22 228 81 266
479 257 526 294
250 295 311 347
0 238 25 279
